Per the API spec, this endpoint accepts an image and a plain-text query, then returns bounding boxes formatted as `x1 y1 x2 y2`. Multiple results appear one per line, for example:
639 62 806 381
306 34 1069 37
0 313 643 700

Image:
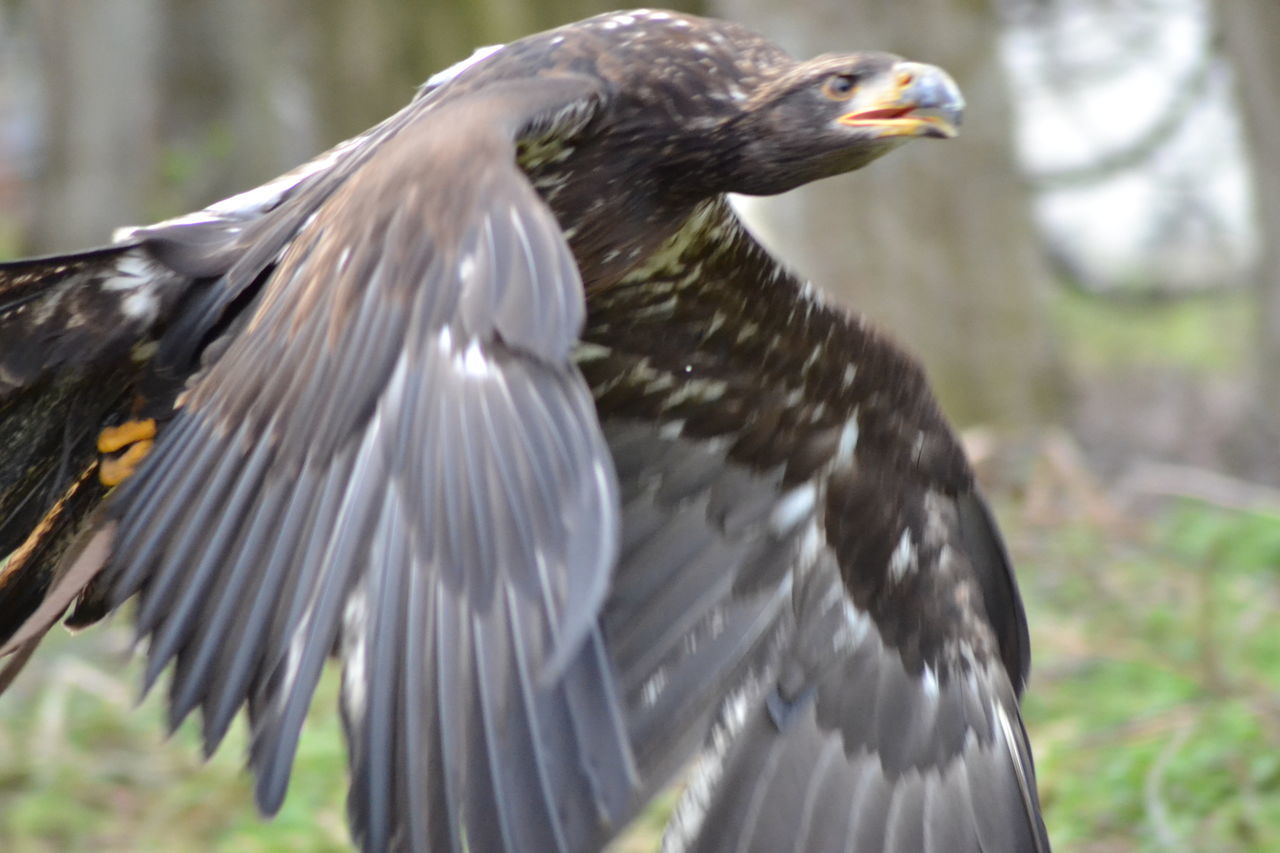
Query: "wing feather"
167 459 289 727
142 430 276 693
432 573 469 853
342 487 403 852
395 535 432 853
199 462 320 752
467 603 517 852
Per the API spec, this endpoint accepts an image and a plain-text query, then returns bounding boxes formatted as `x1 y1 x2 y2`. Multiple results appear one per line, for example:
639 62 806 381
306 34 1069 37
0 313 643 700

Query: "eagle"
0 9 1050 852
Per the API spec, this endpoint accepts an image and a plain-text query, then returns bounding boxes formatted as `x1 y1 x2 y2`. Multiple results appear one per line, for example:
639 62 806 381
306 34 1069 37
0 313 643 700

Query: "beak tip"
901 61 964 127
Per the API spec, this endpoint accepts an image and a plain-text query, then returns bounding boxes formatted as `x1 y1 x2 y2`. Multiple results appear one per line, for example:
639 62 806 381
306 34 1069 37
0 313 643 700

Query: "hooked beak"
838 61 964 140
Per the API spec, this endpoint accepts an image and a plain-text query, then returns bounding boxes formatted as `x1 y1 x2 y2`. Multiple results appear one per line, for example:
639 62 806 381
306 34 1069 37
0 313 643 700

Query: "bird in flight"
0 9 1049 852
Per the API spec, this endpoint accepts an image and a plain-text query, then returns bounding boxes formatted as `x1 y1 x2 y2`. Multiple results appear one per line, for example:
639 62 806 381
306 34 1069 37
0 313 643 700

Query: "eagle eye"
822 73 857 100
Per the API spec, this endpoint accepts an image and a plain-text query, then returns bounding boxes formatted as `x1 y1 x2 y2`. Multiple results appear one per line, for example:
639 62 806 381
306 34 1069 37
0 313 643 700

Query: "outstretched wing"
581 198 1048 851
94 73 637 852
0 71 474 658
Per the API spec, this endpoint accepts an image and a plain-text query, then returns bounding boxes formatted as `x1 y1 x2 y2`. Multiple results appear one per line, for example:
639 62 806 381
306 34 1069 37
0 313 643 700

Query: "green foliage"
148 122 239 224
0 219 22 261
1054 288 1252 374
1160 503 1280 575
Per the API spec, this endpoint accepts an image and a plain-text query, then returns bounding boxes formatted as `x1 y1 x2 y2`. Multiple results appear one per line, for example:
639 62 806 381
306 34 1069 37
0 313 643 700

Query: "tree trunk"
309 0 694 142
1216 0 1280 427
159 0 320 203
30 0 161 251
19 2 715 255
715 0 1063 426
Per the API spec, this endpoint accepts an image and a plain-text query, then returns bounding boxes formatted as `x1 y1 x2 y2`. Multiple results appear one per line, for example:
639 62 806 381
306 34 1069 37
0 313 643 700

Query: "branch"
1042 237 1250 303
1029 39 1222 189
1143 722 1193 852
1115 460 1280 514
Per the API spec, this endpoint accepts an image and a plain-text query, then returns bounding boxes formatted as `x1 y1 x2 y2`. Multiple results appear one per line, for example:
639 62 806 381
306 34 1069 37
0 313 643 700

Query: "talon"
97 418 158 486
99 439 154 487
97 418 157 454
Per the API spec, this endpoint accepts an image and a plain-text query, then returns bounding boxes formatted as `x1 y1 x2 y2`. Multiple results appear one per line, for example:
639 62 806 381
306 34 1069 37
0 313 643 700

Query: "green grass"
0 623 667 851
1019 269 1280 849
1053 287 1253 376
0 630 350 852
1010 496 1280 852
2 496 1277 850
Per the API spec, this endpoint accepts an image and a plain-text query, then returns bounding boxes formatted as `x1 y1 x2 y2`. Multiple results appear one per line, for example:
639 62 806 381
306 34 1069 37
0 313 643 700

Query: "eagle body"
0 10 1048 853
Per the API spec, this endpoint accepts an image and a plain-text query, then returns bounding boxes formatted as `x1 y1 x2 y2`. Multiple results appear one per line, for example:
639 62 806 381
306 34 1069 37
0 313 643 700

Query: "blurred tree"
19 0 320 249
1004 0 1250 301
17 0 705 252
17 0 1063 428
994 0 1279 480
1215 0 1280 427
716 0 1064 426
306 0 665 143
160 0 320 209
26 0 162 251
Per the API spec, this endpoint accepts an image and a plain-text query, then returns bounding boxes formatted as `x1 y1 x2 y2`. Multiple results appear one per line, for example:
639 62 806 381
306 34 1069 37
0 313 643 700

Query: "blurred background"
1 0 1278 850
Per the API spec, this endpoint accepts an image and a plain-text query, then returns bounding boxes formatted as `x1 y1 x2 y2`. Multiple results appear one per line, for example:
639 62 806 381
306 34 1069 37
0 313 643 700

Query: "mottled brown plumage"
0 9 1046 853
